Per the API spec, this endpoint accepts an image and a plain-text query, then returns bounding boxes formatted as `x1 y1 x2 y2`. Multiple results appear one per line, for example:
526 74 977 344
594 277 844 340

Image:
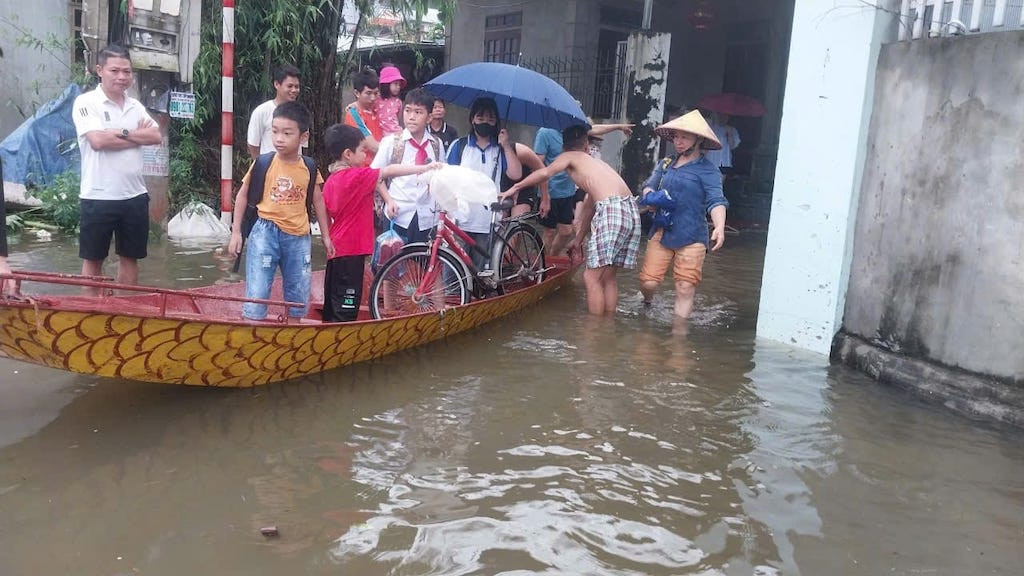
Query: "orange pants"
638 231 706 285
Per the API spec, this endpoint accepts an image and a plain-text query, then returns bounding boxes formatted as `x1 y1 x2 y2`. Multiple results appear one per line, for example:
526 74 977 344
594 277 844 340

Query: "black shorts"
538 196 575 228
323 254 367 322
79 193 150 261
573 188 586 204
514 186 538 210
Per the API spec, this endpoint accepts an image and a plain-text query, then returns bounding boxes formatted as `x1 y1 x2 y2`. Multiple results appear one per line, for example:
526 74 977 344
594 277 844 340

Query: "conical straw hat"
654 110 722 150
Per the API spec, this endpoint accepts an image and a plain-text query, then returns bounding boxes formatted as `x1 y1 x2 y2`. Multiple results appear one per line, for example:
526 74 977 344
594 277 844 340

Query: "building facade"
449 0 795 223
453 0 1024 422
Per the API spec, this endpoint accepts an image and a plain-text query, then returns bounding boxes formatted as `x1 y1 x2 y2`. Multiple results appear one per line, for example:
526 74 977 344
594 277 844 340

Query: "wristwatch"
117 128 129 139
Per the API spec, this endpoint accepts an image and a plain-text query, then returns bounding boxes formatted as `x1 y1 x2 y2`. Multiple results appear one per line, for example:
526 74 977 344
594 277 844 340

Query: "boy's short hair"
273 64 301 84
273 101 311 133
97 44 131 66
353 68 379 92
403 87 435 109
324 123 364 159
562 124 589 151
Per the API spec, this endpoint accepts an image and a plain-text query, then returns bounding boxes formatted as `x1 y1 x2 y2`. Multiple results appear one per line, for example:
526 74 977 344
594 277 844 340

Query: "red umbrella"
697 93 766 117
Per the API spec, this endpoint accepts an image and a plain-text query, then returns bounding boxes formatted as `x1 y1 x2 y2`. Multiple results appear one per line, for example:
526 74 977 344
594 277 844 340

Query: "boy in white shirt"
370 88 444 243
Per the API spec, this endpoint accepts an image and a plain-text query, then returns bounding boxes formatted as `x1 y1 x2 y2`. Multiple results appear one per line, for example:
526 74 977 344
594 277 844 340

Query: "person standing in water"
637 110 728 320
72 44 162 292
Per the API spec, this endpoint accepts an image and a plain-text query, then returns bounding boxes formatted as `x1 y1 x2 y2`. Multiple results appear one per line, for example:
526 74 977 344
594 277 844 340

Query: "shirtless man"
503 125 641 315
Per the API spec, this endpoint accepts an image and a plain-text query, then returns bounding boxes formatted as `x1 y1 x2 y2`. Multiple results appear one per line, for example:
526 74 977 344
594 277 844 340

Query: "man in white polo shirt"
72 44 161 292
246 64 302 157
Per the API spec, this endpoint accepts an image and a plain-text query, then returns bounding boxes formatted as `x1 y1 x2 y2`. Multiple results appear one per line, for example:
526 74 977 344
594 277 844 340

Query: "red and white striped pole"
220 0 235 226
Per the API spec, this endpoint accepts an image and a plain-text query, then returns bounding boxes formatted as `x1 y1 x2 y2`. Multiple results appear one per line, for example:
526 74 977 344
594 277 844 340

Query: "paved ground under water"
1 231 1022 575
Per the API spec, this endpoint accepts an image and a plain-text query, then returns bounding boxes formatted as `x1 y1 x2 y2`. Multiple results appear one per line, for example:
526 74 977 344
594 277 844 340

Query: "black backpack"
232 152 318 272
448 136 507 185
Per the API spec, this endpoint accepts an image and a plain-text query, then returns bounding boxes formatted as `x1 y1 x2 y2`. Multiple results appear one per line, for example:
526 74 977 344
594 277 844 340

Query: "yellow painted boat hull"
0 265 575 387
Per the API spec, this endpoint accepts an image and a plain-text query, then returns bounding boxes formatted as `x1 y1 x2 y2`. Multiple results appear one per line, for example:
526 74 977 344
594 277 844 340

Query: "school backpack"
232 152 318 272
386 133 441 173
375 133 442 220
447 136 507 185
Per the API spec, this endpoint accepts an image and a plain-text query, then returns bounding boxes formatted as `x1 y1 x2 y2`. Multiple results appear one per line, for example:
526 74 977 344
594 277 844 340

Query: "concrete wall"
0 2 73 138
841 31 1024 382
447 1 606 155
756 0 896 355
449 0 594 70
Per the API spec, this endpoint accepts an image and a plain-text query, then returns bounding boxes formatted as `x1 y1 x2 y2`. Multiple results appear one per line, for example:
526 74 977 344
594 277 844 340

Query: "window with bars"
69 0 87 64
483 11 522 65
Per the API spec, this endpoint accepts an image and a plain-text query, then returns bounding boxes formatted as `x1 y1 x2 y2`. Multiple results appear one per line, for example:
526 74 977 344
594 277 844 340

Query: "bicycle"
369 199 546 319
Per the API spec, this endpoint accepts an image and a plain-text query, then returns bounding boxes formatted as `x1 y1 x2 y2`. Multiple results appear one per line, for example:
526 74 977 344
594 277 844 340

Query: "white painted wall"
756 0 897 354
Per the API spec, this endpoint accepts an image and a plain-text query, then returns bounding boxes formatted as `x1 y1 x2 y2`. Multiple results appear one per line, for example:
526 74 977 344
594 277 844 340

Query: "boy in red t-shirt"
321 124 442 321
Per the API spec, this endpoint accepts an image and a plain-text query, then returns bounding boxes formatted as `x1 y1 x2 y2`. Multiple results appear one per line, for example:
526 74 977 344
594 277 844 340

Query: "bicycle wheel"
491 225 545 294
370 247 469 319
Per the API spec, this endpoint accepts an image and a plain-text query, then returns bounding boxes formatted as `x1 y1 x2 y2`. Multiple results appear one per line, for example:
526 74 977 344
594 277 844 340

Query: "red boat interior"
0 269 359 324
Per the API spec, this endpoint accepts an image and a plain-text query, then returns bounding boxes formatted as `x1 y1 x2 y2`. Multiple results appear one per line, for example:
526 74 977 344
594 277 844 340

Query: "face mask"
473 122 496 138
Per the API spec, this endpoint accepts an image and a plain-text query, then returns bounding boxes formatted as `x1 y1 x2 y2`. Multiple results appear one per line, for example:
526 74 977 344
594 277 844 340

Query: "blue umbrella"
424 62 590 130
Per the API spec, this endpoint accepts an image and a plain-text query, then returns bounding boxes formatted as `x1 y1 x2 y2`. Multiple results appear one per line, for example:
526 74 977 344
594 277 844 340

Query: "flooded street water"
1 230 1022 575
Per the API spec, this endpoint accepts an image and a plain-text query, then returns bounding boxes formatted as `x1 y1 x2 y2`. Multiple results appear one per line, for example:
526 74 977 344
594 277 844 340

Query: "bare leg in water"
542 224 573 259
583 265 620 315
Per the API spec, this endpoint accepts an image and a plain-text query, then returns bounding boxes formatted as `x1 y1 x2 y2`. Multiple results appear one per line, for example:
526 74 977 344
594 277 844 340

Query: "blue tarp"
0 83 82 187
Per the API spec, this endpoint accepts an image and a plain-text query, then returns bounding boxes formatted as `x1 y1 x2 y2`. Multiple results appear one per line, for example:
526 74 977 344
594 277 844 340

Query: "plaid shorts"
587 195 641 269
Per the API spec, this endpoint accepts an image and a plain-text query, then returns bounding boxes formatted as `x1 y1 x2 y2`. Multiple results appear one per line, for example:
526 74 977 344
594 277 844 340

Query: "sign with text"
142 139 170 177
169 91 196 119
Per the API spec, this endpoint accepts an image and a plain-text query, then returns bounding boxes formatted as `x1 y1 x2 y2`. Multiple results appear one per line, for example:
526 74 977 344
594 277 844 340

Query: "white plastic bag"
422 164 498 221
167 201 231 239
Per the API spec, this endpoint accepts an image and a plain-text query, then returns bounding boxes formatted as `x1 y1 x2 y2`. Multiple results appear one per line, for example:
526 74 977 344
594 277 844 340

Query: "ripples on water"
1 233 1022 575
322 299 783 576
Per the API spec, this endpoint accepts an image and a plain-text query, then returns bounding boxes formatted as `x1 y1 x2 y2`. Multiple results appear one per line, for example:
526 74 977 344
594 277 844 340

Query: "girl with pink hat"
374 65 407 137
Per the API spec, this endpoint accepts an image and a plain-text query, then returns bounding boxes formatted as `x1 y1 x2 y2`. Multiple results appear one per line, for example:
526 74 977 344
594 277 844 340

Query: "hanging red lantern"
689 0 715 32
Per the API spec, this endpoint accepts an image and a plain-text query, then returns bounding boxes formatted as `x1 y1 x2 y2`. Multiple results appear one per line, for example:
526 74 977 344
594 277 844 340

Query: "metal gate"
520 41 627 119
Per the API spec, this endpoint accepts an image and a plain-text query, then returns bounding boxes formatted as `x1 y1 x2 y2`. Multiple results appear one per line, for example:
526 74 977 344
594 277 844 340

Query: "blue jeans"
243 218 311 320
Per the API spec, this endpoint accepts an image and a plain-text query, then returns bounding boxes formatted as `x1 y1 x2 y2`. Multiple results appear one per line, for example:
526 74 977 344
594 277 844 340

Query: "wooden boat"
0 260 576 387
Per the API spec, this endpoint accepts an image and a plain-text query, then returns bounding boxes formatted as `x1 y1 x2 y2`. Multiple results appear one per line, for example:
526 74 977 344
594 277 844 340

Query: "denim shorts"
243 218 311 320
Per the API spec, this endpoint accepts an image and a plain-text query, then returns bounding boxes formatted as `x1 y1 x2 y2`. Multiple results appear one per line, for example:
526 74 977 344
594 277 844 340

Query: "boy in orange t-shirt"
228 102 334 321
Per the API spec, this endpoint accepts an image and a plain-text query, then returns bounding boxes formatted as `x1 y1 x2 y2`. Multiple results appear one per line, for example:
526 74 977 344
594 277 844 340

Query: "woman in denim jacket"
638 110 728 320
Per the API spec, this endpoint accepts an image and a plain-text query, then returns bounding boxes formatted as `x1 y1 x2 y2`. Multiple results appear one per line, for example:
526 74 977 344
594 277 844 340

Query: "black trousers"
323 255 366 322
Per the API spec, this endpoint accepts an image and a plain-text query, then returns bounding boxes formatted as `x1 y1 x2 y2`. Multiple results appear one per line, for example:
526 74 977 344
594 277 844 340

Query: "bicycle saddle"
490 198 515 212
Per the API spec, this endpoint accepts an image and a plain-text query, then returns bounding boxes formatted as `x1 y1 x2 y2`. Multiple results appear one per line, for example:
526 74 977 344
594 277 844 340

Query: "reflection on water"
1 232 1022 575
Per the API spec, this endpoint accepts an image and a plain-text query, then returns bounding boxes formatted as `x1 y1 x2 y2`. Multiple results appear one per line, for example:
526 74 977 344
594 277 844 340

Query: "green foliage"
169 125 218 213
26 170 82 232
185 0 458 179
5 212 24 233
